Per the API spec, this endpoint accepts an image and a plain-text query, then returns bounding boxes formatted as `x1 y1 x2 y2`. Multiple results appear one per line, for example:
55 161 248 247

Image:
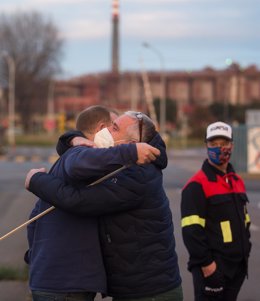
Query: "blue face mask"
207 146 232 165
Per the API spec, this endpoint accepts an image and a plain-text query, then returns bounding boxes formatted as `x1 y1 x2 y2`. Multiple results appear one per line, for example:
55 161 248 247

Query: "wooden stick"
0 165 129 241
0 206 55 241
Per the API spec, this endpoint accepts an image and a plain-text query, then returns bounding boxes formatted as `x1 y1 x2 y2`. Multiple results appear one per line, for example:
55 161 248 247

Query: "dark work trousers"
113 286 183 301
191 265 246 301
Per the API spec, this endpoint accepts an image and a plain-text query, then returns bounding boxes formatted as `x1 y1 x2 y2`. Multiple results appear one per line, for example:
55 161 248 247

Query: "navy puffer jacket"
28 134 182 298
25 143 139 294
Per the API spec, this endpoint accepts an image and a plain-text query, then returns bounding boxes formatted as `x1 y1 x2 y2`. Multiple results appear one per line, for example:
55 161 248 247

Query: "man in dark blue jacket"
25 111 183 301
25 107 160 301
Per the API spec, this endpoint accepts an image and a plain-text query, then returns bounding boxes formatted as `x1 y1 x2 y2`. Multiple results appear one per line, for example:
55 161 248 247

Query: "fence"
232 125 260 174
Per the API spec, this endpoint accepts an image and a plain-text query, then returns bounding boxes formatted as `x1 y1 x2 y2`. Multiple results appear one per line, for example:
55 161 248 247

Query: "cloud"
0 0 259 43
62 19 110 39
125 0 222 3
120 5 260 40
25 0 97 6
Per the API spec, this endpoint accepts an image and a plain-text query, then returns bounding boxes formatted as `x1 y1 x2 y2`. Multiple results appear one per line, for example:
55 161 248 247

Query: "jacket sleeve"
24 200 40 264
181 181 213 270
64 144 138 180
149 132 168 169
28 166 145 217
56 130 84 156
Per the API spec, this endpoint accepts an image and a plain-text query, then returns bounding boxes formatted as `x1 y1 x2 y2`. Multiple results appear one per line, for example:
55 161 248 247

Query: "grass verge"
0 265 28 281
14 133 60 147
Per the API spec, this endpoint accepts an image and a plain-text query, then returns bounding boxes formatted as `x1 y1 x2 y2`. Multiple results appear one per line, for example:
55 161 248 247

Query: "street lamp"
46 80 56 135
1 51 15 148
142 42 166 137
223 58 233 122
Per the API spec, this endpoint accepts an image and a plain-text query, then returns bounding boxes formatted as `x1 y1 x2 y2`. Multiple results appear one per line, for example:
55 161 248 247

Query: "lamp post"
1 51 15 148
224 58 233 122
46 80 56 135
142 42 166 137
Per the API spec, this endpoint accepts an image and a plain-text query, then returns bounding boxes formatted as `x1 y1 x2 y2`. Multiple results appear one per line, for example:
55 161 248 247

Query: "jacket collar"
202 159 236 182
148 132 168 170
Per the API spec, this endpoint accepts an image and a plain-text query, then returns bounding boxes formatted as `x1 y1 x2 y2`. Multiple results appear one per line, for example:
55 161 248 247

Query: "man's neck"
83 131 94 141
208 159 228 174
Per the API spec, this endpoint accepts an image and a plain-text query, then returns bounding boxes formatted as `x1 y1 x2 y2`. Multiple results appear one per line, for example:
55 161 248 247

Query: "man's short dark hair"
76 105 111 134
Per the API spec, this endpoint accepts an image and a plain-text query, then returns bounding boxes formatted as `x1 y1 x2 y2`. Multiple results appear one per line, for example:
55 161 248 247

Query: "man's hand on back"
136 143 160 164
71 137 95 147
69 136 160 164
25 168 47 189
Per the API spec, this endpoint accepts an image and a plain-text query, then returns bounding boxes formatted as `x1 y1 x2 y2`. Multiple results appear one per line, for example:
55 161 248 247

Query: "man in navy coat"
25 107 160 301
25 111 183 301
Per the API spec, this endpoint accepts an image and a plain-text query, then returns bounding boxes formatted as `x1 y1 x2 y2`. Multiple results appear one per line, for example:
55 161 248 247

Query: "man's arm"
26 167 146 216
56 130 85 155
148 132 168 169
181 182 214 270
57 130 160 166
181 181 225 296
64 143 159 180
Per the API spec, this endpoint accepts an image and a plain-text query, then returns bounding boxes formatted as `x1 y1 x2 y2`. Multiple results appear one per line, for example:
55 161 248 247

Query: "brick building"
53 64 260 119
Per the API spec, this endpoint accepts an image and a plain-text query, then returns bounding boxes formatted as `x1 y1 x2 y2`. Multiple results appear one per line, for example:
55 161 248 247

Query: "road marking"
15 155 26 163
31 155 42 162
48 155 59 163
0 155 59 163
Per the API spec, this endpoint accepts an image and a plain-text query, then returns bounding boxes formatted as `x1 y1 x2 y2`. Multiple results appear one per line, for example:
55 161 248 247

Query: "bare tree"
0 11 63 131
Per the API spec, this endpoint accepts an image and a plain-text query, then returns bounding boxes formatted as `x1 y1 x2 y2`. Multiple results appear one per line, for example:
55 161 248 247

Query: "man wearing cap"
181 121 251 301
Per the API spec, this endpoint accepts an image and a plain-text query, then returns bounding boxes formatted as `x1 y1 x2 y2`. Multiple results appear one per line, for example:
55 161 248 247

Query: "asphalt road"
0 148 259 300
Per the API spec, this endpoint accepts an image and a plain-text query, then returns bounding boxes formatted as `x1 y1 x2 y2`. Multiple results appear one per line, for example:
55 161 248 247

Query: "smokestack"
111 0 119 74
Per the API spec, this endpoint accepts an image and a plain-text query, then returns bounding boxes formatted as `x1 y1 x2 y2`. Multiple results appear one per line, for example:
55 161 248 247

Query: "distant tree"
0 11 63 131
209 103 225 120
209 103 248 124
153 97 177 124
230 104 246 123
187 104 213 138
248 100 260 110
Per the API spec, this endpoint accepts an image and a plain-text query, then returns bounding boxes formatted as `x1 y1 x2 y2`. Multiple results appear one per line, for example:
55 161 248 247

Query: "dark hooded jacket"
25 142 139 294
28 132 182 298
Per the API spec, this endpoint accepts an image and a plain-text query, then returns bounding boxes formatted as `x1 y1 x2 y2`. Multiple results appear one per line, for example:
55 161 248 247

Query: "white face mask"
94 128 114 148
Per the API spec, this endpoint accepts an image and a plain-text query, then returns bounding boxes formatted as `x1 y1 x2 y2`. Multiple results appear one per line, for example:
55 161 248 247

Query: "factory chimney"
111 0 119 74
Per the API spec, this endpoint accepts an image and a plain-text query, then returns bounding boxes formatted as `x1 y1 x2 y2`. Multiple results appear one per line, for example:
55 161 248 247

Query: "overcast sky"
1 0 259 77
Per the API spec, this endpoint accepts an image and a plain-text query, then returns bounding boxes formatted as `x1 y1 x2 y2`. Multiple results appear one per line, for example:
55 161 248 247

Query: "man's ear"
97 122 106 131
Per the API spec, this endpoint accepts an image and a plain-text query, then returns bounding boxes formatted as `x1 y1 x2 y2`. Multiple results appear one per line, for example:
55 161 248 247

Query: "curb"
0 155 58 163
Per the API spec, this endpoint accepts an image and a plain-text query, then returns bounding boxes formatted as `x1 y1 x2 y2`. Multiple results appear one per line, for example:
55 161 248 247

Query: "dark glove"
204 268 225 296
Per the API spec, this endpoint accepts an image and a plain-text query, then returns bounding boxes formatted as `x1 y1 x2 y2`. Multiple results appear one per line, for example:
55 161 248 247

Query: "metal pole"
142 42 166 137
47 80 55 135
224 58 232 122
1 52 15 148
139 56 159 130
8 55 15 148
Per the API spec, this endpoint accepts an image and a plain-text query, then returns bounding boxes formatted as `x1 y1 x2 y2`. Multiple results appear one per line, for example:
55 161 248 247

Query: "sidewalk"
0 281 31 301
0 282 108 301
